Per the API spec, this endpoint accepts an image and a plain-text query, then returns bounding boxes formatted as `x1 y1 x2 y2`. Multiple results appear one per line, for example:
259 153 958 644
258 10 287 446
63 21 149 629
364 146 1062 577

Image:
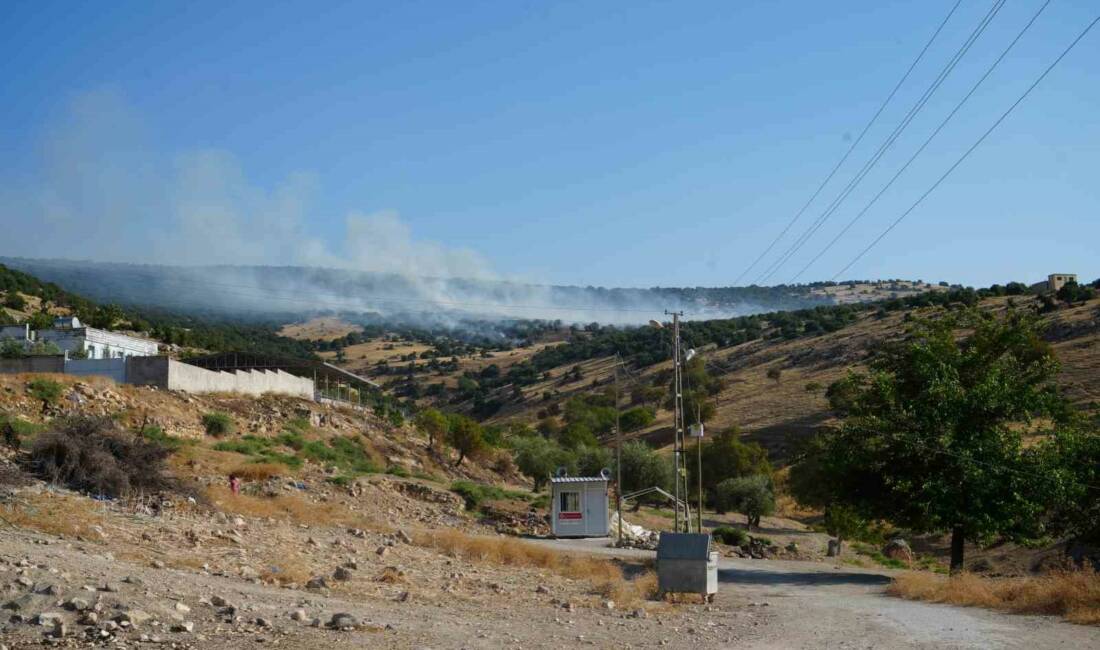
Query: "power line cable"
755 0 1006 284
788 0 1053 282
732 0 965 286
832 11 1100 280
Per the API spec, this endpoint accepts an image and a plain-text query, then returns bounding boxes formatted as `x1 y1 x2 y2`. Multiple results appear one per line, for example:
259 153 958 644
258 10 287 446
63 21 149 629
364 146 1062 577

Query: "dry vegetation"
419 528 657 608
888 570 1100 625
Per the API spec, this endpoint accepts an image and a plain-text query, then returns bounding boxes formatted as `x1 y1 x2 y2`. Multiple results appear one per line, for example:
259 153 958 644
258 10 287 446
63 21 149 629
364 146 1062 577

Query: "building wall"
0 325 31 342
64 358 128 383
36 327 158 360
1048 274 1078 293
125 356 313 398
0 357 66 374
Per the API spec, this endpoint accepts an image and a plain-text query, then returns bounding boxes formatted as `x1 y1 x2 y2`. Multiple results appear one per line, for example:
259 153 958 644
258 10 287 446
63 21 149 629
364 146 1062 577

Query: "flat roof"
550 476 608 484
186 351 378 389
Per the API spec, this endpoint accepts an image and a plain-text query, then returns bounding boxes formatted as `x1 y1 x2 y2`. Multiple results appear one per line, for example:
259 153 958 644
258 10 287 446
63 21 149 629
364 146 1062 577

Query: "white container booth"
550 473 610 538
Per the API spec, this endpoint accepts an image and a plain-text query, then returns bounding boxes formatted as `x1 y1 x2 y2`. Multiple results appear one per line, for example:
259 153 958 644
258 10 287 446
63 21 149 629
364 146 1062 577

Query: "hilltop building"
0 316 159 359
1046 273 1078 293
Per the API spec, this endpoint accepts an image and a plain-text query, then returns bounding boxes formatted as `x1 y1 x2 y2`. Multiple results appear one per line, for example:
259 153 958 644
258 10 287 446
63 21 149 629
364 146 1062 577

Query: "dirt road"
540 538 1100 649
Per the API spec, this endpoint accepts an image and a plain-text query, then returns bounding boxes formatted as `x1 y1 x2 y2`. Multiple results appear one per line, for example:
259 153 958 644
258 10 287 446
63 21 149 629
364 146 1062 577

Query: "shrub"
450 480 528 510
715 475 775 529
1 415 42 449
139 425 192 451
300 436 378 474
3 292 26 310
27 378 63 414
446 414 485 466
712 525 749 546
28 416 178 498
201 412 234 437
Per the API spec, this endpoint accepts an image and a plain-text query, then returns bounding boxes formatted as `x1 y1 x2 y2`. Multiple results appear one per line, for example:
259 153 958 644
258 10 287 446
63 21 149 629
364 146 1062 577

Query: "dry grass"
203 485 386 532
260 555 314 586
0 492 107 539
228 462 290 481
418 529 657 607
888 569 1100 625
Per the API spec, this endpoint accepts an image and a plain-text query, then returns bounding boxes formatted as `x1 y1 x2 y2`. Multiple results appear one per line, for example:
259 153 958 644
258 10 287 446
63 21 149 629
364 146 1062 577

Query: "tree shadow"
717 566 891 588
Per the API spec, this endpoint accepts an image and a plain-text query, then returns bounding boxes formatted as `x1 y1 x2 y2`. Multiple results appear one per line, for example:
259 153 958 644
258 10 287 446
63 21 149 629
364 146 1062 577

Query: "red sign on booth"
558 512 582 520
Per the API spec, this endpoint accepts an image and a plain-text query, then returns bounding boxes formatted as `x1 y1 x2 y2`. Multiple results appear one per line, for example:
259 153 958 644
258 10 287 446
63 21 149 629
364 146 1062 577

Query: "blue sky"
1 0 1097 289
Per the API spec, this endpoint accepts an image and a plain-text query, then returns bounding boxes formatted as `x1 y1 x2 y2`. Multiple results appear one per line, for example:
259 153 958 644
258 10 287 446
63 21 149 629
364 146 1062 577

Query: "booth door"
584 483 608 536
555 488 585 537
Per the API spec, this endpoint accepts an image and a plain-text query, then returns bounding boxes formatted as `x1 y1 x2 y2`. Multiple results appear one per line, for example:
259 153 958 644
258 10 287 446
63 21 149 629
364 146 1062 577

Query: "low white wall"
65 358 127 383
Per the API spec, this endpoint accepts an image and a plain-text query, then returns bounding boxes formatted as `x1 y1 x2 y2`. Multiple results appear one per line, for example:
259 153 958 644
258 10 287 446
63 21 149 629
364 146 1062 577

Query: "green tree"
27 378 63 414
1 339 25 359
814 309 1067 572
823 504 865 556
3 292 26 310
414 408 448 450
619 406 655 433
447 414 485 466
714 475 775 529
28 311 53 331
511 436 575 490
691 427 771 503
575 444 612 477
617 441 673 510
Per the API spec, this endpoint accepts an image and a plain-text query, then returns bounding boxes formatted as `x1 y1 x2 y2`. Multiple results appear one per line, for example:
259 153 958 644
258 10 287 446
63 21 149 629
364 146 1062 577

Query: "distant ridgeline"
0 263 316 359
0 258 840 325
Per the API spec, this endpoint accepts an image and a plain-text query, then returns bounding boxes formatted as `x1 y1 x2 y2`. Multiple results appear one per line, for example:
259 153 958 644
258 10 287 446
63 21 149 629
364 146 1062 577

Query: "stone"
376 546 389 558
3 593 40 611
826 539 841 557
883 539 914 565
37 612 64 627
289 609 308 622
78 611 99 625
210 595 230 607
535 584 550 594
333 566 353 581
32 582 60 595
255 617 272 628
329 613 358 630
118 609 152 626
174 602 191 613
305 576 328 590
396 530 413 544
171 621 195 633
603 600 615 610
151 560 166 569
64 598 90 612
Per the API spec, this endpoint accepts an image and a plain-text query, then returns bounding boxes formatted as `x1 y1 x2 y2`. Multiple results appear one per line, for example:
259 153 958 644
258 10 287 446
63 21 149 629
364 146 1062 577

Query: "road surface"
538 537 1100 649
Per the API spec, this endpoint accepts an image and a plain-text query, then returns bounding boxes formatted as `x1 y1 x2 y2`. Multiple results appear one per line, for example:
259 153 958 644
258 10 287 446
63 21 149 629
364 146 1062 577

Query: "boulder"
883 539 913 565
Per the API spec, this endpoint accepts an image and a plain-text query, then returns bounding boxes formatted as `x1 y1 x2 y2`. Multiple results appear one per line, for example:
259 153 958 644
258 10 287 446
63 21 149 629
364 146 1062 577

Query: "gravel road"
539 538 1100 649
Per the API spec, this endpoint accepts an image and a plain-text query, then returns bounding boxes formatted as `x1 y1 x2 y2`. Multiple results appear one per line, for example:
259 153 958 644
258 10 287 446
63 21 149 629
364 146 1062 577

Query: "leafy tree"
511 436 575 490
87 304 125 329
1 339 25 359
1056 280 1095 303
3 292 26 310
414 408 448 450
557 422 598 450
715 475 775 528
617 441 673 510
576 445 613 477
447 414 485 465
27 378 63 414
618 406 655 433
691 427 771 502
27 311 53 331
823 504 865 556
812 309 1067 571
1029 428 1100 544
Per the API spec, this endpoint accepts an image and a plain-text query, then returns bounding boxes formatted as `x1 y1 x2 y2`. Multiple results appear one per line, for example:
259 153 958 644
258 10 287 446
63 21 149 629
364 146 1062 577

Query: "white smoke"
0 89 794 326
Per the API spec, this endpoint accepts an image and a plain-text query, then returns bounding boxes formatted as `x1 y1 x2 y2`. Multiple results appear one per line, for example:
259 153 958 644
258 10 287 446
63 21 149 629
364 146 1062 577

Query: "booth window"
559 491 580 513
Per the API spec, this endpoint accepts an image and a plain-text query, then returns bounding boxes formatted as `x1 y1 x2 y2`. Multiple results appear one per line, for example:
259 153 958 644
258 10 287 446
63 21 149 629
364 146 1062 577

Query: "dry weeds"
0 492 107 539
418 529 657 607
888 569 1100 625
229 462 291 481
203 485 386 532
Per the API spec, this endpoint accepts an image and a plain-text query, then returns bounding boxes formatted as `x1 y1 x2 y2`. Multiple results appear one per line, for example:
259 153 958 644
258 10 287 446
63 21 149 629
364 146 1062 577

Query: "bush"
450 480 527 510
300 436 378 474
28 416 178 498
201 412 234 437
446 414 486 466
715 475 775 529
3 292 26 310
27 378 63 414
712 525 749 546
511 436 575 491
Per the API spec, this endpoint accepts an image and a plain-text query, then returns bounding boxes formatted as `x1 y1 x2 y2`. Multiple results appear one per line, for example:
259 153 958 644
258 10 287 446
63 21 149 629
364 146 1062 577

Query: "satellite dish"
554 466 569 478
648 319 664 329
685 348 697 362
599 467 612 480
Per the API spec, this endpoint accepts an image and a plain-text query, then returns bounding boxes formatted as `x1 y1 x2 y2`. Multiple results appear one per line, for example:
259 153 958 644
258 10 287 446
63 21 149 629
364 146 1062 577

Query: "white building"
550 474 610 538
3 316 159 359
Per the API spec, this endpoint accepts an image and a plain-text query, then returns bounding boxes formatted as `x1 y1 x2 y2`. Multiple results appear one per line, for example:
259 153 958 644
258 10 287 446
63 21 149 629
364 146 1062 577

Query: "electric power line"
755 0 1006 285
732 0 965 286
788 0 1054 283
832 11 1100 280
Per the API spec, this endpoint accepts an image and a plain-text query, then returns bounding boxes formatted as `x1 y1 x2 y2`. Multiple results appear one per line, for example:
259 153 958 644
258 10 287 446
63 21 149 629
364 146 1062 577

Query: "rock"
210 595 230 607
396 530 413 544
631 608 648 619
174 602 191 613
64 597 90 611
239 566 260 580
289 609 308 622
305 576 328 590
15 576 33 588
37 612 64 627
151 560 166 569
32 582 60 595
171 621 194 633
826 539 841 557
883 539 913 565
3 593 40 611
255 617 272 628
118 609 152 626
329 613 358 630
376 546 389 558
333 566 353 581
78 612 99 625
535 584 550 594
603 600 615 610
122 576 143 586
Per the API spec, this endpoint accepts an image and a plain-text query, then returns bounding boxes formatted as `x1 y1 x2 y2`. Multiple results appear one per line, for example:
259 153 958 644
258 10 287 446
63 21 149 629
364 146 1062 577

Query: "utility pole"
695 404 703 534
666 310 686 533
615 355 623 547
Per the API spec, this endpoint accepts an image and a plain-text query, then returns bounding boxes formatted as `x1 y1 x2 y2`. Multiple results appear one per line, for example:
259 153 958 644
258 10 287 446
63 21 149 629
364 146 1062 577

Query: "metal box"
550 475 610 538
657 533 718 599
